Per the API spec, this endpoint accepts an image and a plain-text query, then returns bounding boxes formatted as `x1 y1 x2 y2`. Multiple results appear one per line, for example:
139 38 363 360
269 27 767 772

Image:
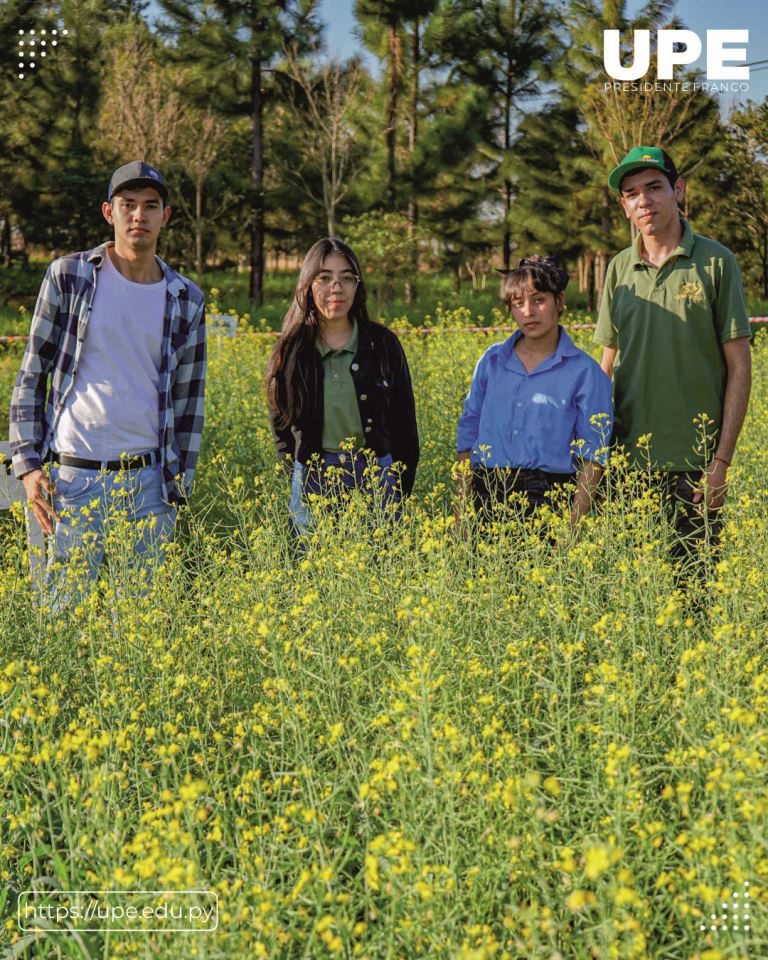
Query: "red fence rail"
2 318 767 343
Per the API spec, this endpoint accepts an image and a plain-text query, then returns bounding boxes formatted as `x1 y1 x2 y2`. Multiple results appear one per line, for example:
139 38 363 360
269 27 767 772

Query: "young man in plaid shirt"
9 161 206 599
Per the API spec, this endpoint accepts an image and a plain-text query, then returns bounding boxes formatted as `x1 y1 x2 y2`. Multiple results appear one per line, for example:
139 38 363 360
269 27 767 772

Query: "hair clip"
518 256 561 269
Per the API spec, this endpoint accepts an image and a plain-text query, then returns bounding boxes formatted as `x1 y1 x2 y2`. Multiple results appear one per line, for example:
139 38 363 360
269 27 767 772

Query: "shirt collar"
632 217 694 267
501 325 578 372
87 241 184 296
316 318 358 357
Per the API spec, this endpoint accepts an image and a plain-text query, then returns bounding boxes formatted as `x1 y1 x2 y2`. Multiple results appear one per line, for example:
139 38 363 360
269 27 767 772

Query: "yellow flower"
543 776 561 797
565 889 596 911
584 844 612 880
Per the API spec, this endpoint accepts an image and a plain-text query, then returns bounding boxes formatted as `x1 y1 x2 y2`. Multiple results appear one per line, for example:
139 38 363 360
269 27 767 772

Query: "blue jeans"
288 451 401 538
48 462 176 606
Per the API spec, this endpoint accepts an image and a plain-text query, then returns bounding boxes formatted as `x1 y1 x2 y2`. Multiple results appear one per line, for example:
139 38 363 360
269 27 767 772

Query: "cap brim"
109 177 168 202
608 161 668 191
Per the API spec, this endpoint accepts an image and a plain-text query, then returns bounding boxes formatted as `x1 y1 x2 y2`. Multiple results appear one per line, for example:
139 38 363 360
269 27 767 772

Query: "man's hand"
692 458 728 511
21 468 58 535
694 337 751 513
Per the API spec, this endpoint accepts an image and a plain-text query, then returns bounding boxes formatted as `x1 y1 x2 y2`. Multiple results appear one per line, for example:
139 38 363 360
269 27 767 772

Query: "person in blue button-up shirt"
455 255 613 529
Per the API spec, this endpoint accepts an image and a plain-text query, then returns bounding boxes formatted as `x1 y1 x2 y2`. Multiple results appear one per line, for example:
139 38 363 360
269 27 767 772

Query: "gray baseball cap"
107 161 169 203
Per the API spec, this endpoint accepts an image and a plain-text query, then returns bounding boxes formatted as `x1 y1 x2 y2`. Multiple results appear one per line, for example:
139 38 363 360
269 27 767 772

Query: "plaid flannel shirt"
9 242 206 505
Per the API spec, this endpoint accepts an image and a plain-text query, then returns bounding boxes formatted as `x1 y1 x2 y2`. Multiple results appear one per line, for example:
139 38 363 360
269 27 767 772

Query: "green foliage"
341 210 436 310
1 2 127 251
0 0 767 302
431 0 563 266
0 260 43 306
508 102 584 260
697 102 768 298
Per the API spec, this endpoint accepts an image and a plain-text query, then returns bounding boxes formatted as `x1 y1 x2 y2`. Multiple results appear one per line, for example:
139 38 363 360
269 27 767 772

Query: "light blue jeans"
48 462 176 606
288 451 401 539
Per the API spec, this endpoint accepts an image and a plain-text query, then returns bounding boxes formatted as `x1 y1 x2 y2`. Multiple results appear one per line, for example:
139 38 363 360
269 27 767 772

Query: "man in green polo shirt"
594 145 752 574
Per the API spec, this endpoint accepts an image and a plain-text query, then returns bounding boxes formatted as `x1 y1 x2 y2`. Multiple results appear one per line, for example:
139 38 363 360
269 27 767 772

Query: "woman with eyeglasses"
266 237 419 539
455 255 613 531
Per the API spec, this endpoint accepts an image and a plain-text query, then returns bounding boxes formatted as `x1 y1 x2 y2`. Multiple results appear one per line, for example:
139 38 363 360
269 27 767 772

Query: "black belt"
473 465 575 483
50 451 159 471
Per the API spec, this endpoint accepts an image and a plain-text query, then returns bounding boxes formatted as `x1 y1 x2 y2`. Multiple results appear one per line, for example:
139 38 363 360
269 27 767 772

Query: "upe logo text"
603 30 749 81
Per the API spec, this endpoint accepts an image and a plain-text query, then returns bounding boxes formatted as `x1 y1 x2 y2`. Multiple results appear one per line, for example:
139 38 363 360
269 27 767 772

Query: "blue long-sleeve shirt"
456 327 613 473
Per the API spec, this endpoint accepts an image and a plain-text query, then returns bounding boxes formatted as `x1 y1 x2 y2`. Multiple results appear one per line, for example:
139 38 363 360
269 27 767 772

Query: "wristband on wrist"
712 455 731 468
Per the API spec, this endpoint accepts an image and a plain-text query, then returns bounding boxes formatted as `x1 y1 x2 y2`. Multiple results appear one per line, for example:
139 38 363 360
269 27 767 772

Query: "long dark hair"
267 238 372 429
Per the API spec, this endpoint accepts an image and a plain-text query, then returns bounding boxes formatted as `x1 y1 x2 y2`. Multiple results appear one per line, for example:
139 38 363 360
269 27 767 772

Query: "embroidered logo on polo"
674 281 705 304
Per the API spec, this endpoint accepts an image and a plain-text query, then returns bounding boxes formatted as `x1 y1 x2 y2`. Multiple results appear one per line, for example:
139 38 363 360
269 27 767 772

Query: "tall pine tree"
431 0 561 268
158 0 321 304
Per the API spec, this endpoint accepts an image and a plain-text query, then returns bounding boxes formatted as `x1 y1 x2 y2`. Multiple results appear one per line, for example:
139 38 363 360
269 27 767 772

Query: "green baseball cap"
608 146 679 191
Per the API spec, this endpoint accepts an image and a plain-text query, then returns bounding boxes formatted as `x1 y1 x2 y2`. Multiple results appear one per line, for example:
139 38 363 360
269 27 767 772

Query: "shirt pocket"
524 391 573 440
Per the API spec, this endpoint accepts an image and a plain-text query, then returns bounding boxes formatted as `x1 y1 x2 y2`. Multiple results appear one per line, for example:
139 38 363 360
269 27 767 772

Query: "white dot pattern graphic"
700 882 754 937
15 22 66 79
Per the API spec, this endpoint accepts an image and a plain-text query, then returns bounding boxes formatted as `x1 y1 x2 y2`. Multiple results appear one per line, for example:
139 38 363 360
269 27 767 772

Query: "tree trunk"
405 19 420 305
386 24 401 211
195 181 203 281
762 227 768 300
502 71 512 270
250 52 264 305
595 251 608 309
597 187 612 310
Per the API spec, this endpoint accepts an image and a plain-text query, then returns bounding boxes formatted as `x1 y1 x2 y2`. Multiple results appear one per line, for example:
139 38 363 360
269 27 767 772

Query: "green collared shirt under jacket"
315 320 365 452
594 218 750 470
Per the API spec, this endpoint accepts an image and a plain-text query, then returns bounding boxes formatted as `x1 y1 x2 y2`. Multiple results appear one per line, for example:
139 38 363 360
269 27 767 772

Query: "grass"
0 312 766 958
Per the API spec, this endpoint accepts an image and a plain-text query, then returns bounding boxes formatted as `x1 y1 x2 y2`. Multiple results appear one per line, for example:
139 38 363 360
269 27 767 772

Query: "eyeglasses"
312 272 360 290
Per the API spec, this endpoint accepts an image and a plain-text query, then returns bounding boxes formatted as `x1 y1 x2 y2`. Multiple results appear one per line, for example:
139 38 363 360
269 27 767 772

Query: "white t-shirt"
54 249 166 459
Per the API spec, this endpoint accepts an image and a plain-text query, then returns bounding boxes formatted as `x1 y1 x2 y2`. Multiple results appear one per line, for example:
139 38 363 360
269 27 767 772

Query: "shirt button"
360 394 367 401
516 402 521 407
350 363 359 371
365 426 372 433
513 430 518 435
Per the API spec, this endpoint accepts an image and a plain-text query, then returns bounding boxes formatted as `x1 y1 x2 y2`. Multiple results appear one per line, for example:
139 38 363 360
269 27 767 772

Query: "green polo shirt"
594 219 750 469
315 320 365 452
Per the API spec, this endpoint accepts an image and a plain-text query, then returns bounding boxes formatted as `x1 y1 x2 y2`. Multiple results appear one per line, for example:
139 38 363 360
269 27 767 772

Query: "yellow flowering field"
1 308 767 960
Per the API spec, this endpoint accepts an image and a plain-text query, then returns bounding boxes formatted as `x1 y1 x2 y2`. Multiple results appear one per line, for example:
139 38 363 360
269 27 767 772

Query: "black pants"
658 471 723 579
472 466 574 521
